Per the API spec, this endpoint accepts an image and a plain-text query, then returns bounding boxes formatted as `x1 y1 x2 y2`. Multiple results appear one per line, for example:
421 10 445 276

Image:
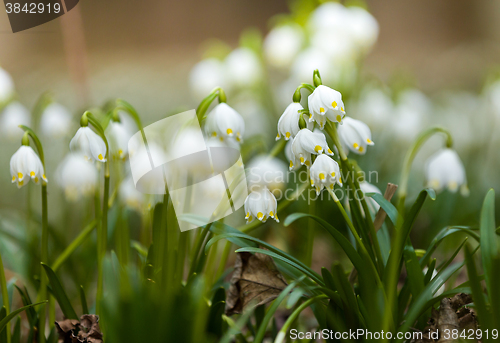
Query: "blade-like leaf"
480 189 498 291
366 193 399 224
0 301 47 333
41 263 78 319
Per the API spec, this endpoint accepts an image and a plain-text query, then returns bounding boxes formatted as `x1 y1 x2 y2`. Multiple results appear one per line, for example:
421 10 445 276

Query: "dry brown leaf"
56 314 103 343
225 251 288 315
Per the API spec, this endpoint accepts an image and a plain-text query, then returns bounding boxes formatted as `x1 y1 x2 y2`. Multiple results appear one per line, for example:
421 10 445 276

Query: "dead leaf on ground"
225 251 288 315
56 314 103 343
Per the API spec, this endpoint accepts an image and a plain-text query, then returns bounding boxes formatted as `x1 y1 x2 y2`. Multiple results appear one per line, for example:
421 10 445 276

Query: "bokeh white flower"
263 24 304 69
0 102 31 139
0 67 15 104
56 153 98 201
244 186 278 223
247 155 287 194
70 126 107 162
224 48 262 88
10 145 47 188
189 58 228 100
425 148 468 196
40 103 72 137
106 120 133 159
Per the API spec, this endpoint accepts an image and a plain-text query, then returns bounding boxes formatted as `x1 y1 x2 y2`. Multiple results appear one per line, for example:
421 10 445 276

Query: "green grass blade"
480 189 498 292
366 193 399 224
41 263 78 320
0 301 47 333
79 286 89 315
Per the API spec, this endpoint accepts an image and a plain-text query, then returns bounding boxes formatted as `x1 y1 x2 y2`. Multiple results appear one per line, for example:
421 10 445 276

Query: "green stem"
0 249 11 343
215 242 232 280
274 295 328 343
195 87 226 122
398 127 453 211
304 198 315 267
96 171 109 315
39 183 48 343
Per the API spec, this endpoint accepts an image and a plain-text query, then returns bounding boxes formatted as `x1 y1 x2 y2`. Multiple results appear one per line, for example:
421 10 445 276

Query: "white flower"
263 24 304 69
291 48 332 85
291 129 334 168
310 154 342 194
308 85 346 129
244 186 278 223
276 102 304 141
247 155 287 194
285 138 301 171
204 103 245 143
189 58 228 99
119 175 145 212
337 117 374 155
70 126 107 162
40 103 72 137
425 148 468 196
56 153 98 201
0 68 15 103
392 89 432 141
10 145 47 188
0 102 31 139
344 6 379 52
106 121 133 159
354 88 393 129
224 48 262 88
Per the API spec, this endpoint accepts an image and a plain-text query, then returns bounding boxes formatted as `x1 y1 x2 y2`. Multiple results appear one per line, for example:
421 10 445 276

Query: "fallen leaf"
56 314 103 343
225 251 288 315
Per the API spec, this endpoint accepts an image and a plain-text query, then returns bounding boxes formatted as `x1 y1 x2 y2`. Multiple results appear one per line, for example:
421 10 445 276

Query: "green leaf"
253 277 304 343
480 189 498 291
366 192 399 224
41 263 78 319
79 286 89 315
11 316 20 343
403 242 425 300
465 245 492 330
0 301 47 333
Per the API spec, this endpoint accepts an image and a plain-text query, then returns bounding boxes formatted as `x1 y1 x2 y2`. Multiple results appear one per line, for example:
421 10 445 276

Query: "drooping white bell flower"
0 102 31 139
354 88 393 129
263 24 304 69
247 155 288 194
310 29 356 62
392 89 432 141
244 186 278 223
285 138 301 171
308 2 348 33
291 128 334 168
310 154 342 194
224 48 262 88
425 148 468 196
0 68 15 104
308 85 346 129
337 117 374 155
291 48 332 85
119 175 145 212
69 126 107 162
40 103 72 137
276 102 304 141
189 58 229 100
204 103 245 143
105 120 132 159
344 6 379 53
10 145 47 188
56 153 98 201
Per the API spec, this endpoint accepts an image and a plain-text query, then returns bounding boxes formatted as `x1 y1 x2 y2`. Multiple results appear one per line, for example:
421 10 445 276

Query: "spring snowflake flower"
337 117 374 155
224 48 262 88
40 103 72 137
359 181 382 214
189 58 228 99
285 138 301 171
0 67 15 104
10 145 47 188
56 153 98 201
308 85 346 129
205 103 245 143
291 129 333 167
106 120 132 159
0 102 31 139
244 186 278 223
247 155 287 193
70 127 107 162
263 24 304 69
425 148 468 196
276 102 304 141
310 154 342 194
